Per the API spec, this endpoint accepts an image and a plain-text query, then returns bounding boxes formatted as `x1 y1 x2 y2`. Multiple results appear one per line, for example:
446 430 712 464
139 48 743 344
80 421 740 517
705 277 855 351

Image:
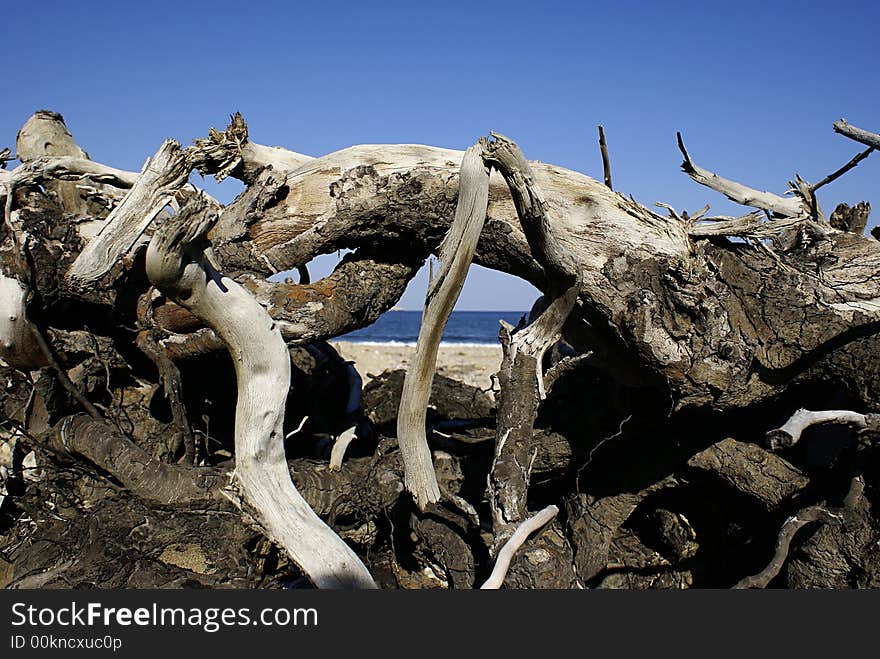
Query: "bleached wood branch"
68 140 193 286
10 110 137 226
191 112 312 183
480 132 579 390
0 157 138 191
687 212 803 238
481 132 577 283
598 125 612 190
146 194 376 588
397 144 490 510
480 504 559 589
833 119 880 150
329 426 358 472
677 132 805 218
328 360 362 471
732 505 843 588
765 408 868 450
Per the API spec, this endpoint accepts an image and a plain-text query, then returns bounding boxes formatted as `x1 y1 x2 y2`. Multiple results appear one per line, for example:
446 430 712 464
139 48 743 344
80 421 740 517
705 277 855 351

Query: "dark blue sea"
340 310 527 345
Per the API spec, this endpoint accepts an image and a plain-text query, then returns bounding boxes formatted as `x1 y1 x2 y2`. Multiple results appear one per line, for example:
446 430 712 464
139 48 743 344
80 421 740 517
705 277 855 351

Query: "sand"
330 341 502 392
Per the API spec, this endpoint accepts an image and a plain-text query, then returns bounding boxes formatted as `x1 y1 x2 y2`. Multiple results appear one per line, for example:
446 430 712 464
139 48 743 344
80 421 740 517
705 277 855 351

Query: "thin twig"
810 147 874 193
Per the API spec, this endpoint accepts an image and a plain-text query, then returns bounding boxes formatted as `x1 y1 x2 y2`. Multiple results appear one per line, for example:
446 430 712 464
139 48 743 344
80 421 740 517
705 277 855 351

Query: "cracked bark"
145 195 376 588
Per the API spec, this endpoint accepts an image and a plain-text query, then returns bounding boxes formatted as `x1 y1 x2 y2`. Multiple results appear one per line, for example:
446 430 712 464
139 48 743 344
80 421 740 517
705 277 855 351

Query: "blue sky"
5 1 878 310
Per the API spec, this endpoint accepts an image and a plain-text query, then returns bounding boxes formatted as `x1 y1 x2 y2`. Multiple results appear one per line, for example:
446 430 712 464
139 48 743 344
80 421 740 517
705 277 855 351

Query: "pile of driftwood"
1 110 879 588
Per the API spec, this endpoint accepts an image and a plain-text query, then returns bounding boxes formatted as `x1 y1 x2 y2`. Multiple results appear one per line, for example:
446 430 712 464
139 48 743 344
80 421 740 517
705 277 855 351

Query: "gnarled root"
146 194 376 589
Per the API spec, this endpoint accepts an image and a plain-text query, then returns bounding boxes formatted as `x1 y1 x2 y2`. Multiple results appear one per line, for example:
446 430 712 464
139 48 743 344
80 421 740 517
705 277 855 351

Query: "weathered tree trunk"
145 196 376 588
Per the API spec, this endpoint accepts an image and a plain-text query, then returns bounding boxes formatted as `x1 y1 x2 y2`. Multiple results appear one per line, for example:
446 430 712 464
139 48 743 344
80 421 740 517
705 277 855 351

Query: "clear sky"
4 0 878 310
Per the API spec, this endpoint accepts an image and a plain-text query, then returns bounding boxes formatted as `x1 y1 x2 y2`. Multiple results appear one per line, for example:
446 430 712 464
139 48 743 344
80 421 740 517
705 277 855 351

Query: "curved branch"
242 248 424 345
733 475 865 589
146 194 376 588
833 120 880 150
68 140 193 287
190 112 313 184
732 505 842 589
397 144 490 510
53 415 223 504
329 426 358 472
480 505 558 589
677 132 805 218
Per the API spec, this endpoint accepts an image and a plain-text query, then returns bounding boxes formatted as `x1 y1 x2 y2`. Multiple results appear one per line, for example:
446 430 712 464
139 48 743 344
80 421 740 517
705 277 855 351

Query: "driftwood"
145 195 375 588
2 108 880 590
397 144 490 509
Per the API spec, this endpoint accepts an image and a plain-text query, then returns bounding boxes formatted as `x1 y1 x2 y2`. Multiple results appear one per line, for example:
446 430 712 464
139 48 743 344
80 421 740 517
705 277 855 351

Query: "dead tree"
2 109 880 589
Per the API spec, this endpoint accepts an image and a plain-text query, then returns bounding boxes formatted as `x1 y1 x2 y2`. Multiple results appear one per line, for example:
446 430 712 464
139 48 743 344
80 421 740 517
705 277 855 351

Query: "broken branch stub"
598 125 612 190
146 195 376 589
481 132 576 286
397 144 490 510
68 140 191 287
833 120 880 150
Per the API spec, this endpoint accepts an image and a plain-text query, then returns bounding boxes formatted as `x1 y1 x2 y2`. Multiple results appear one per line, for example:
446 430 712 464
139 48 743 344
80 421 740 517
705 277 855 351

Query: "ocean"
339 310 527 345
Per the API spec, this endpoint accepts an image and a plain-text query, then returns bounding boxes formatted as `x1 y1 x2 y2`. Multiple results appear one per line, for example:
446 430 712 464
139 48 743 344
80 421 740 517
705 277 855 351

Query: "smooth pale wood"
16 110 92 215
677 133 804 218
16 110 88 161
481 505 559 589
242 141 312 176
146 198 376 589
396 145 490 509
0 274 45 370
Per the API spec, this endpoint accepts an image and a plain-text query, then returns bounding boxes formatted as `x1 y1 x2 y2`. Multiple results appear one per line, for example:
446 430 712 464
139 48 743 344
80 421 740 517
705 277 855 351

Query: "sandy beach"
330 341 502 392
